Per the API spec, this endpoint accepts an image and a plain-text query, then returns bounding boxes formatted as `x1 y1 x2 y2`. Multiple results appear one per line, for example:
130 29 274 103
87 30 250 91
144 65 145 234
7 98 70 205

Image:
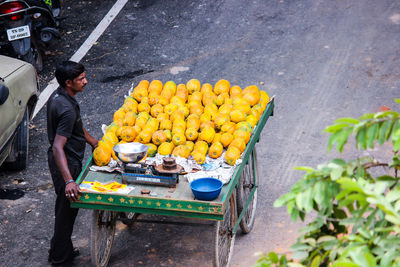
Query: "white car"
0 55 39 170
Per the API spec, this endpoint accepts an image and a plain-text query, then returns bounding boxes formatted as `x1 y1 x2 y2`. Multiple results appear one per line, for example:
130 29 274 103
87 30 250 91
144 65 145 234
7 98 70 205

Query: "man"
47 61 98 265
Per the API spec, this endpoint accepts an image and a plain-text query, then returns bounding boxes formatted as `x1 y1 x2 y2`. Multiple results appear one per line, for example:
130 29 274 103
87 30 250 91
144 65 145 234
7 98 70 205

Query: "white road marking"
32 0 128 118
390 14 400 24
170 66 189 75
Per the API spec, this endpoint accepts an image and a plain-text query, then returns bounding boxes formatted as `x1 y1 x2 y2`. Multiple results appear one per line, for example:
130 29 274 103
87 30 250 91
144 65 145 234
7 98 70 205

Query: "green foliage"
256 100 400 266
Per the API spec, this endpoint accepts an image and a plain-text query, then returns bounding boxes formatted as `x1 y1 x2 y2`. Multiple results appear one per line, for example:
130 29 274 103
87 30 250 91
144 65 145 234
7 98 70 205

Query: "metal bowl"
113 142 148 163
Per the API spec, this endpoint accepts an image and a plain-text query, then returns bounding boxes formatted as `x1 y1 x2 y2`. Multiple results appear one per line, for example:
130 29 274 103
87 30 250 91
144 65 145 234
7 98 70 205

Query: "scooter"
0 0 61 71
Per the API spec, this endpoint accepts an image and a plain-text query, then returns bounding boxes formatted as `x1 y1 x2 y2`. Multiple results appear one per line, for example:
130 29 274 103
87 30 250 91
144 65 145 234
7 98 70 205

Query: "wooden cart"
72 98 274 267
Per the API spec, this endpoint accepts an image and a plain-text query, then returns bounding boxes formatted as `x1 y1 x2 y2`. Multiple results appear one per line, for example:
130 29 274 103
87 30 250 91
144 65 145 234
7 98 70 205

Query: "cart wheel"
91 210 117 267
213 194 236 267
237 149 258 234
119 212 140 227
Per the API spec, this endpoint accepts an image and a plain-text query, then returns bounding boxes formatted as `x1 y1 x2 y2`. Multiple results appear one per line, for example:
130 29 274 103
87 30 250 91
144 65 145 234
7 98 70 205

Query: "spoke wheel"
237 149 258 234
213 195 236 267
91 210 116 267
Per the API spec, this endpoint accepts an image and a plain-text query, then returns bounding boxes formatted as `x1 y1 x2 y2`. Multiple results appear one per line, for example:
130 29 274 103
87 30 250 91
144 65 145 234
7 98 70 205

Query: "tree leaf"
288 263 306 267
310 255 321 267
391 120 400 141
395 98 400 104
376 175 397 182
345 193 367 204
291 243 311 251
358 227 372 239
336 128 353 152
332 261 359 267
267 252 279 263
324 123 351 133
299 210 306 221
313 181 326 206
280 255 288 265
380 249 396 267
303 238 316 247
290 208 299 222
323 182 333 209
386 190 400 203
363 251 376 267
332 158 347 166
349 247 376 267
366 122 379 148
393 138 400 152
356 166 366 178
299 219 324 233
389 155 400 168
359 113 375 120
374 181 389 195
356 126 367 150
336 189 350 201
337 178 362 192
291 251 309 260
330 165 344 181
335 117 360 124
327 131 341 151
274 192 295 207
374 111 399 119
296 190 306 211
378 120 393 145
385 214 400 225
317 235 336 243
303 187 314 212
294 166 314 172
287 201 294 214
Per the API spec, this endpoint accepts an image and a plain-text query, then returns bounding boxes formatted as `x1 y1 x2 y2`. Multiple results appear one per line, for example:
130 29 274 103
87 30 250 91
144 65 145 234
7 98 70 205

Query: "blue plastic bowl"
190 177 223 201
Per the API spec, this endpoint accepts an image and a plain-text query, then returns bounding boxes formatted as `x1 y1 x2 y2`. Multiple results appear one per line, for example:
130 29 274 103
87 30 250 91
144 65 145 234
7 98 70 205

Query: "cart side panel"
73 191 223 215
72 201 223 220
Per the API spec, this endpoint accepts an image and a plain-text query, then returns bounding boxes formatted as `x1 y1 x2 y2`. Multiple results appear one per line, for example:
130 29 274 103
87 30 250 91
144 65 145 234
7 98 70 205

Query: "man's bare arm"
83 128 98 150
53 134 73 182
53 134 80 201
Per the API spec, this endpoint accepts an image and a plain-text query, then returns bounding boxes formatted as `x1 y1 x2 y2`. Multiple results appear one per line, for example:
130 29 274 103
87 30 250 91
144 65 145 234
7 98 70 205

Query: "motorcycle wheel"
22 39 43 72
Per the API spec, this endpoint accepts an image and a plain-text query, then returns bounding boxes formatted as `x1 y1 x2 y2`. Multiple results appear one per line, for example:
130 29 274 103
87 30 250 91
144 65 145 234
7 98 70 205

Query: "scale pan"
113 142 148 163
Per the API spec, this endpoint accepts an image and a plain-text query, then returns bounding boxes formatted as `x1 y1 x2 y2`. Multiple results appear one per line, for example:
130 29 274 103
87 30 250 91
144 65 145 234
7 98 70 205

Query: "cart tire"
90 210 117 267
213 194 236 267
237 149 258 234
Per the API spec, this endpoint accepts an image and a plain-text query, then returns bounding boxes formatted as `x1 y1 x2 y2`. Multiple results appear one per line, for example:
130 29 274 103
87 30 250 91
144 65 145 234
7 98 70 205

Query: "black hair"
55 61 85 88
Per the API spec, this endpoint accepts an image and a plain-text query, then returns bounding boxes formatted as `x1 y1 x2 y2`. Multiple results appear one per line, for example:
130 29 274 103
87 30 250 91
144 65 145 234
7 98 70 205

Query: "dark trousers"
47 149 81 264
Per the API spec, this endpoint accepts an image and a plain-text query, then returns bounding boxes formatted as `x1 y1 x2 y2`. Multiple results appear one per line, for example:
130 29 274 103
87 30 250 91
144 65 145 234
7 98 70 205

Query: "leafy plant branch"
255 99 400 267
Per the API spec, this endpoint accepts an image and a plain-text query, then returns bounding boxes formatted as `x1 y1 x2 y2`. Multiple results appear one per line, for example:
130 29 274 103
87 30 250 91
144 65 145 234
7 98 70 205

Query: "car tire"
5 108 29 171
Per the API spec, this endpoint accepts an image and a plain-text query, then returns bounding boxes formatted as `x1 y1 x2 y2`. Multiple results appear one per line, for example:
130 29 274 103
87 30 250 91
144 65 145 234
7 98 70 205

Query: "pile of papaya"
93 79 269 167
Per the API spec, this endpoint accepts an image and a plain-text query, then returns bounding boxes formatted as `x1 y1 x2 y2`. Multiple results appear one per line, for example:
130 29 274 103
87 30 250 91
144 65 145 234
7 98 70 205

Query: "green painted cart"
72 98 274 267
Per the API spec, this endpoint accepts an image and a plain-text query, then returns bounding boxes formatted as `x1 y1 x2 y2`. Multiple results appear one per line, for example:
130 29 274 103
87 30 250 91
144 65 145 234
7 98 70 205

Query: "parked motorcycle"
0 0 61 71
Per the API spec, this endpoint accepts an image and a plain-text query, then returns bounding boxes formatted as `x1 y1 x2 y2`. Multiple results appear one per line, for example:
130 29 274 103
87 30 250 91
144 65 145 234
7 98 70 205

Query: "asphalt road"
1 0 400 266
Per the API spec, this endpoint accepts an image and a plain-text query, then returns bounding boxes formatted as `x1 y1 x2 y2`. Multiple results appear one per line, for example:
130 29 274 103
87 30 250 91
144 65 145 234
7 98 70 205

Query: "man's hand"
65 181 81 202
91 140 98 152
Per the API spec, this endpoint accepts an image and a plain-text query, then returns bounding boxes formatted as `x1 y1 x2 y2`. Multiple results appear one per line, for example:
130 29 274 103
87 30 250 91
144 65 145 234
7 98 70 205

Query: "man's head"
55 61 87 94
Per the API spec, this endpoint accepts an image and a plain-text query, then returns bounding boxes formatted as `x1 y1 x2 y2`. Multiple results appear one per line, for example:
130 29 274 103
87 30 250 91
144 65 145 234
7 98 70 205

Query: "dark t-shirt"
47 88 86 163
